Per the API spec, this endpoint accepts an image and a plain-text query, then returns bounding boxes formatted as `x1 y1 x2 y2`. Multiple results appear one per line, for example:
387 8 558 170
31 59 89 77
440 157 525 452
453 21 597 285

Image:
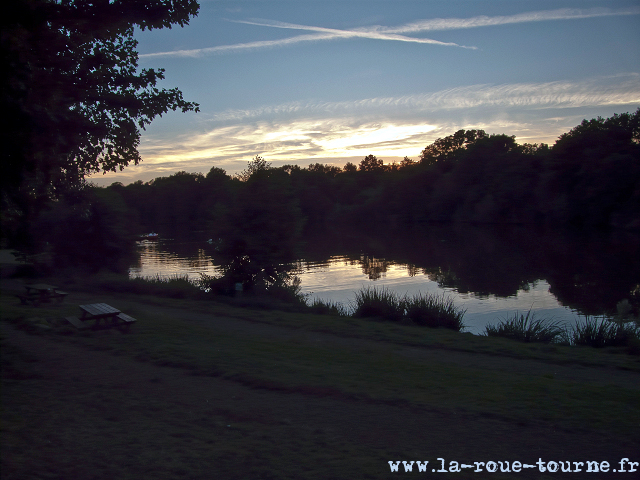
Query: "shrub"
484 310 564 343
262 272 309 306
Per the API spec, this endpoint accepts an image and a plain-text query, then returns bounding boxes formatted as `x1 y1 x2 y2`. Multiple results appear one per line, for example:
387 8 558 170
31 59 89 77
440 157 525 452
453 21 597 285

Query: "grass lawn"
2 274 639 479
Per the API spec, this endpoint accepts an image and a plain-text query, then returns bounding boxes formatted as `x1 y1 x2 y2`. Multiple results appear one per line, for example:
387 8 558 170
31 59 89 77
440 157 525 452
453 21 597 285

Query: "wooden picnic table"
65 303 136 329
80 303 120 325
18 284 68 304
25 283 57 295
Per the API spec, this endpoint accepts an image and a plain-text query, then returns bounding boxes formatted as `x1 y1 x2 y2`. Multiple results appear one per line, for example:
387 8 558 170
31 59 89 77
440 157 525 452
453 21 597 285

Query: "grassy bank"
2 273 640 479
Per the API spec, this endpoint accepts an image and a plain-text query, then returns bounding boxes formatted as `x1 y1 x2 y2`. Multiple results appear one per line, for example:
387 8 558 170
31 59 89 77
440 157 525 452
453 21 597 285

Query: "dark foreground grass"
1 280 640 480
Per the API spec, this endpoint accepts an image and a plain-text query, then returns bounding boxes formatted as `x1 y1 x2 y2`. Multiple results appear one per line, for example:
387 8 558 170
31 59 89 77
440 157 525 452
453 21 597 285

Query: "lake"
129 225 640 335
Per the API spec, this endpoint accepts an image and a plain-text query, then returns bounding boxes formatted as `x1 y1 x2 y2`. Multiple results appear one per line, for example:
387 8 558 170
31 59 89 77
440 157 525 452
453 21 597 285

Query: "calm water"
128 226 639 335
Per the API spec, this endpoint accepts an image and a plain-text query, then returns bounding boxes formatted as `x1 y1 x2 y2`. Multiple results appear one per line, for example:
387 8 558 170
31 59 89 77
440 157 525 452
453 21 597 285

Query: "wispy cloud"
232 19 473 48
90 74 639 185
140 7 640 59
139 32 339 58
129 74 639 173
384 7 640 34
209 74 640 123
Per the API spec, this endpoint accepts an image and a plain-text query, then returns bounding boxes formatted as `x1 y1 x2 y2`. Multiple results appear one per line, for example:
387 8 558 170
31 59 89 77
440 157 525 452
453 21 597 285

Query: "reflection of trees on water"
301 225 640 317
359 255 389 280
423 267 460 290
136 224 640 318
406 264 420 277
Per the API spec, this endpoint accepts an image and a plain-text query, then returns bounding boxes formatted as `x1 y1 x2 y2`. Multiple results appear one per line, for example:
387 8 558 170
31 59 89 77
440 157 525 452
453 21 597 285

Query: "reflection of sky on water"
296 256 581 334
131 244 582 335
129 240 221 280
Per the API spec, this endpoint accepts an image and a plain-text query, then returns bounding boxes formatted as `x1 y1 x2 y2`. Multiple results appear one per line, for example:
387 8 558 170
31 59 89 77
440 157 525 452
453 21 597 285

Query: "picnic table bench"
16 284 68 305
65 303 136 330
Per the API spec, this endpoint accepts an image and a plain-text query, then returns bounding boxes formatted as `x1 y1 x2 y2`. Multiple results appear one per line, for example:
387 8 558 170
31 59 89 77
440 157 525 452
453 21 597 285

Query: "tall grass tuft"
404 292 466 331
307 298 349 316
351 286 404 322
483 309 564 343
127 274 201 298
570 316 640 348
350 286 466 330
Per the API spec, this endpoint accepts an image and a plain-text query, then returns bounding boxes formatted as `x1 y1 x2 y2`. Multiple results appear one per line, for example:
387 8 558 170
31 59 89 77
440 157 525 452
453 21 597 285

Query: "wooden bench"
16 292 42 305
16 289 69 305
53 290 69 302
16 294 31 305
116 313 137 324
64 308 137 330
65 316 89 329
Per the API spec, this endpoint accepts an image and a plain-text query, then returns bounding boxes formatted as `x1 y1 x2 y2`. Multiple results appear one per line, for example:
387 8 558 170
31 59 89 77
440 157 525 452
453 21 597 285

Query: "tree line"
7 109 639 270
112 109 639 237
3 2 638 273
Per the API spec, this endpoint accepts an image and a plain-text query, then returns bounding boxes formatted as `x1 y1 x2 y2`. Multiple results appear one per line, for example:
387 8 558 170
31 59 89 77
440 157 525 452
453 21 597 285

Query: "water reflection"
129 225 640 334
129 240 221 279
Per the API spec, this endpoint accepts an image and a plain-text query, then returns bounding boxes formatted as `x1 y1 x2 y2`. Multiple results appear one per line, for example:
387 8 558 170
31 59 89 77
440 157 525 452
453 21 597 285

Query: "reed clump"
307 298 349 316
351 286 405 322
483 309 565 344
350 286 466 331
404 292 466 331
93 273 201 298
569 316 640 349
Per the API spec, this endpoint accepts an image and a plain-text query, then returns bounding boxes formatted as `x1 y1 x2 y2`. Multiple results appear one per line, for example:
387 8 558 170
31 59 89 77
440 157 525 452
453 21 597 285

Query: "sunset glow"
89 1 640 185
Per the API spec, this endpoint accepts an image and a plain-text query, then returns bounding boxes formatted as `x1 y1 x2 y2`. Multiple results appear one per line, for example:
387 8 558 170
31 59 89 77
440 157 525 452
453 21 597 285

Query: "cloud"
139 29 469 60
92 74 639 185
139 32 338 58
135 76 638 168
209 74 640 122
232 19 474 48
385 7 640 34
140 7 640 59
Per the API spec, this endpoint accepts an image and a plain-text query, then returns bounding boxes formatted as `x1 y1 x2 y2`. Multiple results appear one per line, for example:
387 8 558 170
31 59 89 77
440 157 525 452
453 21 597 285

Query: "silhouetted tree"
399 156 417 169
419 129 486 167
343 162 358 173
359 154 385 172
238 155 271 181
2 0 199 245
540 109 640 228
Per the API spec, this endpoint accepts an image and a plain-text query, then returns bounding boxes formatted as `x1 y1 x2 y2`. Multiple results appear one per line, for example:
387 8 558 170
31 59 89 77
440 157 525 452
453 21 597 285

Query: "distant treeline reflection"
296 225 639 319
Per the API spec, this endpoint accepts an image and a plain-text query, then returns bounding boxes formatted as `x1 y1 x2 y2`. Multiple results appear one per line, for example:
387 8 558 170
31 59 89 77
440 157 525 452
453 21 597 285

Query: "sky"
90 0 640 186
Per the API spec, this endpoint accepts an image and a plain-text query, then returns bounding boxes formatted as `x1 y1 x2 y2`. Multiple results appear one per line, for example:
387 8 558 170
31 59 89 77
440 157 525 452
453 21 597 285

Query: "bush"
484 310 564 343
261 272 309 306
